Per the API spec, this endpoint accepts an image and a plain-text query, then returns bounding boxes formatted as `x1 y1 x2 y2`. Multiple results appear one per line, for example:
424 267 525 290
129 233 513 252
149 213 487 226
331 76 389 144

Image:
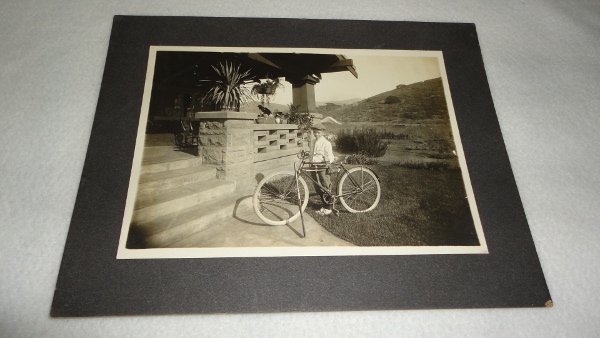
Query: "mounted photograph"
53 17 551 316
117 47 487 258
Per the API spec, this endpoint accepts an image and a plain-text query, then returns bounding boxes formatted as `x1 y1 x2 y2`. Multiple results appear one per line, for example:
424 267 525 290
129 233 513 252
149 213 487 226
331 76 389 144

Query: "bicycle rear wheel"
253 172 309 226
337 167 381 213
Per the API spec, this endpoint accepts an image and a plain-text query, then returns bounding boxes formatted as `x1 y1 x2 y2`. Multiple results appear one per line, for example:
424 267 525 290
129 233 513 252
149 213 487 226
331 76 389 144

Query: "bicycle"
252 150 381 226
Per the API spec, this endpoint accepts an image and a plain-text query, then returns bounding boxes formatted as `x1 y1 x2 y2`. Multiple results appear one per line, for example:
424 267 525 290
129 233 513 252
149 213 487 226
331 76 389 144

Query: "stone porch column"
286 75 323 156
287 75 320 116
196 112 256 189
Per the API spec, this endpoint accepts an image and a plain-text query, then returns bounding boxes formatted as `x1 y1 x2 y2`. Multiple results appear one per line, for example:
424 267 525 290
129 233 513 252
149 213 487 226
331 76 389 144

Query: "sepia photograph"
117 47 487 258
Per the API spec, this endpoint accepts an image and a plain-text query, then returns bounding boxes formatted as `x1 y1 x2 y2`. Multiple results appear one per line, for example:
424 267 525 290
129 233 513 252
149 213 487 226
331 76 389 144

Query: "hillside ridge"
321 77 448 123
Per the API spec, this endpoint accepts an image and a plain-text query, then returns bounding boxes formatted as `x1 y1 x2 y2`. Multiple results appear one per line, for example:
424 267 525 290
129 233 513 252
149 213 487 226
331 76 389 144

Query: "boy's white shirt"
313 136 334 163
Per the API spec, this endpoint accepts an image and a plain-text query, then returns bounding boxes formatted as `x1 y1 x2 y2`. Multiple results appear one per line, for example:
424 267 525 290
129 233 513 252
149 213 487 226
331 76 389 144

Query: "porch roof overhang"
152 51 357 89
245 53 358 80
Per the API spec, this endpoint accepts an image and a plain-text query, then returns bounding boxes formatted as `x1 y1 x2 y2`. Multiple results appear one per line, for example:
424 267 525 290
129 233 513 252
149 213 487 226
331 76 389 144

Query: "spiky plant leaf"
199 61 253 111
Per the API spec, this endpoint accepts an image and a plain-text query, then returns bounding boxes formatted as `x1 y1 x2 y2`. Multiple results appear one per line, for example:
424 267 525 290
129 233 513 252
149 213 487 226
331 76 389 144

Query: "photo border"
52 16 551 316
117 46 488 259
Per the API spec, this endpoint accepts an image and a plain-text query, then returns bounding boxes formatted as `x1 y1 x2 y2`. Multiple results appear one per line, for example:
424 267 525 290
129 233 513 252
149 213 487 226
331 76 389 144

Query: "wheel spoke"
338 167 381 213
253 172 308 225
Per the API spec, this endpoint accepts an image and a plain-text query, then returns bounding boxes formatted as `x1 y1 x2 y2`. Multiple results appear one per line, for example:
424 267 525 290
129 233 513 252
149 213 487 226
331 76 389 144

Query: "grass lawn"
304 163 480 246
307 77 480 246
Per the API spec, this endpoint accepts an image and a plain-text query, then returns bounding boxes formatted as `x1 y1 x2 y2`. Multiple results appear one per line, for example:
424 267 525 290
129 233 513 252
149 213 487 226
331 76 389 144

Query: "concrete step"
140 194 254 248
140 157 203 175
140 146 202 175
144 133 177 147
132 179 236 224
141 146 197 163
136 165 217 197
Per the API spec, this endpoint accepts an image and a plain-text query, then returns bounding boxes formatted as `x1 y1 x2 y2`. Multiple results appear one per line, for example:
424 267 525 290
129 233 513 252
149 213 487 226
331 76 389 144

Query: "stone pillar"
197 112 256 190
286 75 323 157
287 75 320 116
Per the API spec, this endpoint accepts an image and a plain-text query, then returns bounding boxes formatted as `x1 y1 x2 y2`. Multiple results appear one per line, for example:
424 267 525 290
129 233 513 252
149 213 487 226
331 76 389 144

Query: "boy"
311 124 335 216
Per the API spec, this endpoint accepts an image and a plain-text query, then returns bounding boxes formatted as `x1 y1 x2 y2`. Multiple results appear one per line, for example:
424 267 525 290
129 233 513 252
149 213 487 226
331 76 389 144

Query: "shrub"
335 128 388 157
343 154 380 165
379 130 409 140
394 159 451 171
427 153 455 160
384 96 401 104
336 129 358 153
286 104 313 131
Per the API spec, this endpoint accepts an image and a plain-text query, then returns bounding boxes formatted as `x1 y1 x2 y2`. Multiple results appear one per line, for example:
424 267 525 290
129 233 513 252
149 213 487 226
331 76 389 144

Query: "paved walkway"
167 195 353 248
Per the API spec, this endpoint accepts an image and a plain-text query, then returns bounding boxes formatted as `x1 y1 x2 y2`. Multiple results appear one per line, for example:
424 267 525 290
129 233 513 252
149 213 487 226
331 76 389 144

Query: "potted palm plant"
199 61 254 112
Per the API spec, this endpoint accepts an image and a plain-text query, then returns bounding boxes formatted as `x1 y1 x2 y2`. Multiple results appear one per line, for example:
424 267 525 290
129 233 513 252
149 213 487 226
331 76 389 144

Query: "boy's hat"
311 123 326 131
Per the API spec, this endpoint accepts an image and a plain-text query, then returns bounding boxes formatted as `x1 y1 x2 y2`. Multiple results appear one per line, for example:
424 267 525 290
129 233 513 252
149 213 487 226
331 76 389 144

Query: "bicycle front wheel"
253 172 309 226
338 167 381 213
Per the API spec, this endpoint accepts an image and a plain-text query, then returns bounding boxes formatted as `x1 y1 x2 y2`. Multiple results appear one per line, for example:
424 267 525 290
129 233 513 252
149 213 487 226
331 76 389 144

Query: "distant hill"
316 98 362 106
322 78 448 123
241 98 363 115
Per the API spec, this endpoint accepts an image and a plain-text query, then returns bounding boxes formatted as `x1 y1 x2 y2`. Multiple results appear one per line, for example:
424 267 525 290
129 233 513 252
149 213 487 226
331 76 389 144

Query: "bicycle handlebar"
298 150 343 165
298 150 310 160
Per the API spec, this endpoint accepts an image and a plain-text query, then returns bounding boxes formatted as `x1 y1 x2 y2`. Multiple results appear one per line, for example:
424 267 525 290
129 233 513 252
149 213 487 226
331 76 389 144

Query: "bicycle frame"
296 154 373 207
251 150 381 226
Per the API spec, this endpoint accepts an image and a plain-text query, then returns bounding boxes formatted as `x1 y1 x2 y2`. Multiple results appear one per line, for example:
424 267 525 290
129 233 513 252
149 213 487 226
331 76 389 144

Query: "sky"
269 55 442 105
